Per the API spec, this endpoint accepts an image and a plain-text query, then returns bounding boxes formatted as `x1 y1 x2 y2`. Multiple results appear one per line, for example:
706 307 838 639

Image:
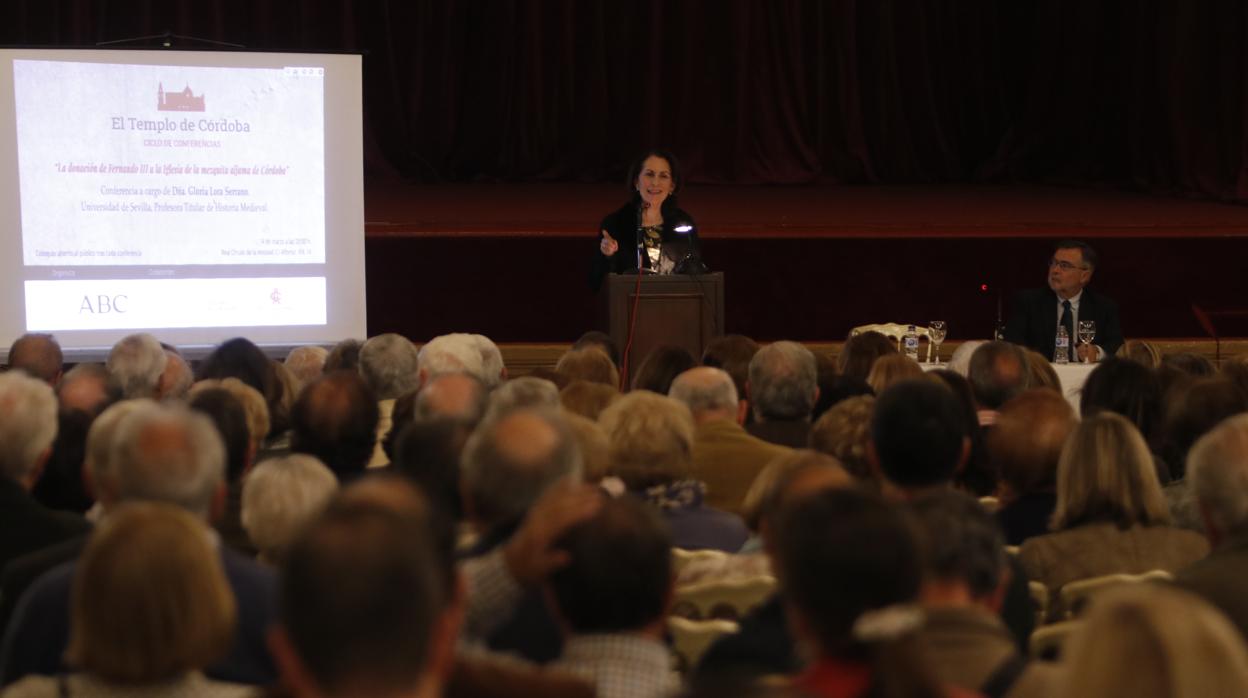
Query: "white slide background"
14 59 325 266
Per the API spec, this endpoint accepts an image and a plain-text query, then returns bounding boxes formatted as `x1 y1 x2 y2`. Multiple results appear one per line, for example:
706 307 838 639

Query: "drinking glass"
928 321 947 364
1077 320 1096 363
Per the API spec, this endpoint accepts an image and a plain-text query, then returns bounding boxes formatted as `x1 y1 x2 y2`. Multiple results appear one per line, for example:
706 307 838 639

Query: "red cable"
618 268 645 391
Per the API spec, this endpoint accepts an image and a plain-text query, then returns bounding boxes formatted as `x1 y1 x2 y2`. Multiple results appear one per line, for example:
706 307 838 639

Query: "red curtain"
2 0 1246 200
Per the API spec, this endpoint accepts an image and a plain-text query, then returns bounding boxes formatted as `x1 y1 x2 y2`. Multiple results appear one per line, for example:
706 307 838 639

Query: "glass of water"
1077 320 1096 363
929 321 947 364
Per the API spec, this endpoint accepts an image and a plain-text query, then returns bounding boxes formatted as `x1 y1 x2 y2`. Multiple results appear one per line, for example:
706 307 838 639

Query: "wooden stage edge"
498 339 1248 376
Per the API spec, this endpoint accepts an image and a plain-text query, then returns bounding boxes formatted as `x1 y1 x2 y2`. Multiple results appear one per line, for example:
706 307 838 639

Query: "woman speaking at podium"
590 150 702 290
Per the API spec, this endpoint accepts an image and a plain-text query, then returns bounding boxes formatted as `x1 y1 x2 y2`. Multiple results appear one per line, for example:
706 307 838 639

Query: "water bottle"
1054 325 1070 364
904 325 919 361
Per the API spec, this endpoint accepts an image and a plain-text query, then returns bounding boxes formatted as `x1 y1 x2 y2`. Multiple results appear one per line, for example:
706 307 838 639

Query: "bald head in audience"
461 407 582 533
967 341 1029 411
669 366 747 425
8 333 63 386
56 363 121 417
290 371 379 482
415 372 488 428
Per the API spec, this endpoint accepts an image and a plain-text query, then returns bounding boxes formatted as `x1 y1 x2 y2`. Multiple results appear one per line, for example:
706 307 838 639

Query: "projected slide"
14 59 325 266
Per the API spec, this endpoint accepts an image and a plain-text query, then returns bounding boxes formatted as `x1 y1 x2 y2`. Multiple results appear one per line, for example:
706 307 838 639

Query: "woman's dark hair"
1080 358 1163 449
631 344 697 395
838 332 898 384
626 149 683 215
391 418 470 522
926 370 994 496
197 337 288 435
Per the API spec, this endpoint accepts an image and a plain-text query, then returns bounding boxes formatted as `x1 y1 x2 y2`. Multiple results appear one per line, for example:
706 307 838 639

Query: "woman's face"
635 155 675 209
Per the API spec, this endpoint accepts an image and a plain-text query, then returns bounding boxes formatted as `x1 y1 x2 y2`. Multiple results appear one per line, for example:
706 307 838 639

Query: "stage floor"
364 179 1248 239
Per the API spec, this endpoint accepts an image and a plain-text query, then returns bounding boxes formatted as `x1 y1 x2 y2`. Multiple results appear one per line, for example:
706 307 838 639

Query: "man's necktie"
1060 299 1074 361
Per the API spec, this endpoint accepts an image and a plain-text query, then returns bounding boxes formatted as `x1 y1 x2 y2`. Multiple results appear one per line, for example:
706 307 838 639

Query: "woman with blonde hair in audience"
865 353 924 395
599 391 748 551
1061 585 1248 698
5 503 247 697
558 380 620 421
1116 339 1162 368
1023 349 1061 393
554 347 620 388
808 395 879 487
1019 413 1209 617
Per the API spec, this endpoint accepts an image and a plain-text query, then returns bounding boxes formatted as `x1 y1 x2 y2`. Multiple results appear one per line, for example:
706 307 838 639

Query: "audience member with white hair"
472 333 507 389
0 403 279 687
241 454 338 565
669 366 790 514
359 333 421 468
0 372 89 573
284 346 329 390
484 376 560 422
418 333 486 385
158 345 193 401
105 333 168 399
746 341 819 448
1175 413 1248 639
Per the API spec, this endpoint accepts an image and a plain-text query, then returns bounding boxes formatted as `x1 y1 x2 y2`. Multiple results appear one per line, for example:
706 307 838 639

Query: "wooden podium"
604 273 724 384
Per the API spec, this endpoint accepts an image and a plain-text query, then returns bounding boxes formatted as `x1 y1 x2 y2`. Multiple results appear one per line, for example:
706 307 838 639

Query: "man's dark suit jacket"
1003 288 1123 359
0 545 277 686
1173 535 1248 642
0 478 89 579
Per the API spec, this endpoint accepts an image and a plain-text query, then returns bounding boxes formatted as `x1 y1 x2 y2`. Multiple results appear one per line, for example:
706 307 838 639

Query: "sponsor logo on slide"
157 83 205 112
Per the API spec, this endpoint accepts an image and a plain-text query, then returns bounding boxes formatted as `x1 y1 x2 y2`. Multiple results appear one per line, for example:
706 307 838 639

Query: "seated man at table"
1003 239 1123 362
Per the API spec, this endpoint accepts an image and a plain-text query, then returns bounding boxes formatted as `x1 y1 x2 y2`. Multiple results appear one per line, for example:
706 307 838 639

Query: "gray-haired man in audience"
745 341 819 448
1 402 278 686
359 333 422 467
1175 414 1248 640
105 333 168 399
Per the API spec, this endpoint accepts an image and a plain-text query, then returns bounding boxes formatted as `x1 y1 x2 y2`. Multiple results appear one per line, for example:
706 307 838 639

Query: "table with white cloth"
922 361 1095 415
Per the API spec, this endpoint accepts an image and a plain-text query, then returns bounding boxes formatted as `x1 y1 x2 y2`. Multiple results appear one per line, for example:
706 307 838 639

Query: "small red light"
980 284 988 292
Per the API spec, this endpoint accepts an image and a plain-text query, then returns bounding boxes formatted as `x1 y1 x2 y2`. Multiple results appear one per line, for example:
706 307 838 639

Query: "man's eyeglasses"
1049 259 1087 272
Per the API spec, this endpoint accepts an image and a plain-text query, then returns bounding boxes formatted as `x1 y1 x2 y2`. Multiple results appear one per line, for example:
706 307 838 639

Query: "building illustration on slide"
157 83 204 111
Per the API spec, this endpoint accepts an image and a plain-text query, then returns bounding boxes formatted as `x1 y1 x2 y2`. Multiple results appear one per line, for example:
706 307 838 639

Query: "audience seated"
555 347 620 388
1116 339 1162 368
33 364 121 514
270 495 456 698
777 488 946 698
359 333 422 467
989 390 1077 546
1019 413 1209 619
967 341 1029 425
415 371 490 427
837 331 896 384
460 407 583 662
808 395 878 486
188 387 257 556
572 330 620 368
1081 357 1168 482
158 344 194 402
1174 414 1248 640
471 334 507 389
700 334 760 405
197 337 286 436
241 454 338 565
670 366 791 514
419 333 488 386
559 380 620 420
283 345 329 390
1058 585 1248 698
3 503 248 698
909 491 1060 696
484 376 560 421
866 353 924 395
106 333 168 399
1160 376 1248 530
7 333 63 386
0 372 90 576
289 371 379 483
694 456 852 680
631 344 697 395
562 412 611 484
599 391 748 552
1023 349 1061 393
926 369 996 497
745 341 819 448
947 339 986 377
323 338 363 373
390 417 472 524
546 496 678 698
1 402 277 686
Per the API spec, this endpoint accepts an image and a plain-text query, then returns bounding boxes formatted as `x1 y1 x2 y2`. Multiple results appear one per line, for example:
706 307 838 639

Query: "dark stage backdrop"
3 0 1247 201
